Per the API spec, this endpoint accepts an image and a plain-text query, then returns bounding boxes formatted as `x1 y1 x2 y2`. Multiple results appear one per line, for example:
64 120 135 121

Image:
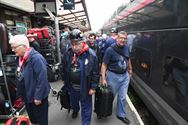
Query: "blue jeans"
106 70 130 118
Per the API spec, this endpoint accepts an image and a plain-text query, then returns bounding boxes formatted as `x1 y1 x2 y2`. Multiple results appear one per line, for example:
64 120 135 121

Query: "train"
103 0 188 124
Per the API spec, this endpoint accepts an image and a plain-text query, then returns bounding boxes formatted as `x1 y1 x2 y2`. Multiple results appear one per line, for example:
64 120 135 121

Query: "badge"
85 59 88 65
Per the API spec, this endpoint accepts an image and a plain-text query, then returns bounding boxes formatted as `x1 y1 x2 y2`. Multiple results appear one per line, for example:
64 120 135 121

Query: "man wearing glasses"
62 29 99 125
9 34 51 125
101 31 133 124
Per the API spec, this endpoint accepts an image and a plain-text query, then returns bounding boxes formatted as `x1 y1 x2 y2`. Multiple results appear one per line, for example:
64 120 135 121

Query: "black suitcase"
0 23 9 54
94 85 114 119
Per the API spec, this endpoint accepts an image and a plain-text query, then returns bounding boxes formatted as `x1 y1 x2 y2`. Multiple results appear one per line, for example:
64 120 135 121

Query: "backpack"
57 86 71 111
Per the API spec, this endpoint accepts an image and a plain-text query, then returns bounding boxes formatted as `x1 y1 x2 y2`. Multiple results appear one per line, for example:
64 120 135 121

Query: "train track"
128 85 159 125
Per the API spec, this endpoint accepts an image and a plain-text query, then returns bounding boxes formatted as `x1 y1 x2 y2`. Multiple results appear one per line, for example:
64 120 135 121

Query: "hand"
101 79 108 87
34 99 42 106
89 89 96 95
128 69 133 77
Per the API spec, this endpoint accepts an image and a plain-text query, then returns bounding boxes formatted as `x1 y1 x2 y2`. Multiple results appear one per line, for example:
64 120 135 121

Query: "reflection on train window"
163 56 188 109
131 47 151 83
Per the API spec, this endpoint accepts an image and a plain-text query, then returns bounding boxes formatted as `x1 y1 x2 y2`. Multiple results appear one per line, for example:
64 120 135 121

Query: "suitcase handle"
98 84 112 93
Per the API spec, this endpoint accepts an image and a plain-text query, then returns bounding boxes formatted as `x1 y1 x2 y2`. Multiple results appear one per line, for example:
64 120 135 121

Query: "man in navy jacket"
9 34 51 125
62 29 99 125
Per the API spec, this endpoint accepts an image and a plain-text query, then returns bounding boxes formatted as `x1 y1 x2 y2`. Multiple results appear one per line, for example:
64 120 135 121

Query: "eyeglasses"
118 37 127 40
11 44 24 51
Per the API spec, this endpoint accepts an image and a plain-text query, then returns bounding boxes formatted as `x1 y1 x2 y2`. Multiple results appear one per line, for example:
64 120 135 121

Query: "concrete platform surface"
48 80 144 125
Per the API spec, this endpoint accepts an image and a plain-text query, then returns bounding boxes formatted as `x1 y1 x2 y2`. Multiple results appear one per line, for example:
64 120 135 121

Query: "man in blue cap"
62 29 99 125
103 27 118 52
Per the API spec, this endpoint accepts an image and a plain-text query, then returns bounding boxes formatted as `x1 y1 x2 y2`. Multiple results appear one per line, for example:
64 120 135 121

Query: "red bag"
5 116 30 125
13 97 24 109
27 28 50 39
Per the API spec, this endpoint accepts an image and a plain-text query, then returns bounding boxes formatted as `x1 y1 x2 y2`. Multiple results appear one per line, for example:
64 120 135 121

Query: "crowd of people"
9 27 133 125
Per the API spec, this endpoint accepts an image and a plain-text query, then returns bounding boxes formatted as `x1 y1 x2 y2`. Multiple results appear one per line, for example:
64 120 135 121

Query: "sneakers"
117 116 130 124
72 111 78 119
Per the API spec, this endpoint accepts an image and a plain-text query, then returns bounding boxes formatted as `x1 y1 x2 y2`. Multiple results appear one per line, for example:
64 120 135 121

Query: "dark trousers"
70 88 92 125
25 97 48 125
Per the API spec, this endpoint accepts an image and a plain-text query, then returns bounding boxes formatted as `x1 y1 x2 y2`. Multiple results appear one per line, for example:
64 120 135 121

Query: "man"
127 34 136 52
98 33 108 65
9 34 51 125
103 27 118 52
62 29 99 125
28 36 41 52
101 31 132 124
87 33 98 53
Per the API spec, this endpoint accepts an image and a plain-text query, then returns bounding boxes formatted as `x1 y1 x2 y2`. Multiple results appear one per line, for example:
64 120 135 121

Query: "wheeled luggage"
5 116 30 125
57 86 71 111
94 85 114 118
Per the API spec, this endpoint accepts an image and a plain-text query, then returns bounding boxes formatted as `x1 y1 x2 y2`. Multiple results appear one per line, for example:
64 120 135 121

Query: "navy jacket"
103 37 117 52
16 48 51 103
62 48 100 100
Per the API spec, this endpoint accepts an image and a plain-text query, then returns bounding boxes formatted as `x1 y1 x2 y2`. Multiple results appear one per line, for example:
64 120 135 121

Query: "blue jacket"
62 48 100 100
16 48 51 103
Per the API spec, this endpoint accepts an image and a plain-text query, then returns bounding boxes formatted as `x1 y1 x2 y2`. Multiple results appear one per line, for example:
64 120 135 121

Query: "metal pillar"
43 7 61 63
0 49 14 112
54 17 61 63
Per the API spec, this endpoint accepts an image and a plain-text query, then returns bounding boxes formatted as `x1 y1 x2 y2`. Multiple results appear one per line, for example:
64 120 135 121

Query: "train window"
162 56 188 109
131 46 151 83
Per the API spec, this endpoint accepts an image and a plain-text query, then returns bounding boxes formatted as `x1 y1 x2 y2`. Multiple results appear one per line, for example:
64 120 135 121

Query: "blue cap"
111 27 118 33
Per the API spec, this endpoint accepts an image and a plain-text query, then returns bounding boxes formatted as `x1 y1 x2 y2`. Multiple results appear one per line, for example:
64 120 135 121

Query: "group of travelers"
8 27 132 125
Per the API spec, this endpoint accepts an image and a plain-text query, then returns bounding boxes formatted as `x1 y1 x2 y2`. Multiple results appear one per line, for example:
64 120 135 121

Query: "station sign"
34 0 57 16
63 0 75 10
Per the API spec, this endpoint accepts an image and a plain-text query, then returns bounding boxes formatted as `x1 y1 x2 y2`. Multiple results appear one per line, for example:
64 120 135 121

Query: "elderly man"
101 31 132 124
62 29 99 125
9 34 51 125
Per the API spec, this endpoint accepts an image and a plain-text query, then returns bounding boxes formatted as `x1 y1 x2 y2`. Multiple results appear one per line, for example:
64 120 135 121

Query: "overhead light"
43 16 51 19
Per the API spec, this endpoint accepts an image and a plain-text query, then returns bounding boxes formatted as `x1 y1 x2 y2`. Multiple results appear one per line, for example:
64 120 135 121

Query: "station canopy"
0 0 91 31
103 0 173 31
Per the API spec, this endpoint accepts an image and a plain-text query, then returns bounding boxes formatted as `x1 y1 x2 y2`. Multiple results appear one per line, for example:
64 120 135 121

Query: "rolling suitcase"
94 85 114 119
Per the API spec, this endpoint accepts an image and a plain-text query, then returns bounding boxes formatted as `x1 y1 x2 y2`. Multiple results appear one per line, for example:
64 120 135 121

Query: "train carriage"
102 0 188 124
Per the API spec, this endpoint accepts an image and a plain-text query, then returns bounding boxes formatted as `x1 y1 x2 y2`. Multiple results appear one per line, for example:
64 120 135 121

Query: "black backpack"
57 86 71 111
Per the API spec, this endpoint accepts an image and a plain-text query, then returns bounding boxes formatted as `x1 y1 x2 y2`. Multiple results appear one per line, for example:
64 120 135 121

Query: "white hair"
102 34 107 39
9 34 30 47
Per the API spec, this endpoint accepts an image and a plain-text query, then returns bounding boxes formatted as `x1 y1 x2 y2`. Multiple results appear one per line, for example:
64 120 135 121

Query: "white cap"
9 34 30 47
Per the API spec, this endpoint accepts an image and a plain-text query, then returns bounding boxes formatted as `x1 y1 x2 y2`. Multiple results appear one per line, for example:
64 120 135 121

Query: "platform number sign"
64 0 75 10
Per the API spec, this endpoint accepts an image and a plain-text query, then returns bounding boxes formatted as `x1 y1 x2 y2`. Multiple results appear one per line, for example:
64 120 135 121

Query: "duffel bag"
27 28 50 39
5 116 30 125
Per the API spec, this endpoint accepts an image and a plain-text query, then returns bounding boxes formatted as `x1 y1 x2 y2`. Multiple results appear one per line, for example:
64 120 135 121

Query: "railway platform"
48 80 144 125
